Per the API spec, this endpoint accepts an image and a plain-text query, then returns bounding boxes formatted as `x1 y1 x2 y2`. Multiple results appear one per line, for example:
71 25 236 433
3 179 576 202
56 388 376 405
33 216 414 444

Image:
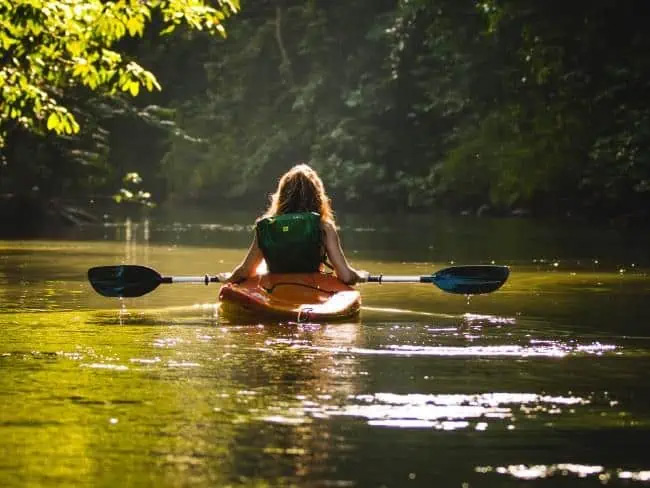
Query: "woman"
220 164 368 284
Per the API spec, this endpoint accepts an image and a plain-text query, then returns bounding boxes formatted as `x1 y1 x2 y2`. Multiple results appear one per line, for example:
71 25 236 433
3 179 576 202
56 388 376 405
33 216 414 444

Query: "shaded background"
3 0 650 229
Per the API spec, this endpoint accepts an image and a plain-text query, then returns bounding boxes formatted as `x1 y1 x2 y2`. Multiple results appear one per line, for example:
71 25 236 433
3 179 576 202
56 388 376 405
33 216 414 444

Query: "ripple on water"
260 391 593 430
475 464 650 483
80 363 129 371
290 341 617 358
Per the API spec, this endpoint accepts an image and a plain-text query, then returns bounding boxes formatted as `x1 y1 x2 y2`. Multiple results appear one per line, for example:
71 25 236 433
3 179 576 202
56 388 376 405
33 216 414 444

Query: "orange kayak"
218 273 361 322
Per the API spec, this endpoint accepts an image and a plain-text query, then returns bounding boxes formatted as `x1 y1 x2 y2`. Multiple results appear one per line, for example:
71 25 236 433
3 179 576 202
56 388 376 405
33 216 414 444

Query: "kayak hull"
218 273 361 322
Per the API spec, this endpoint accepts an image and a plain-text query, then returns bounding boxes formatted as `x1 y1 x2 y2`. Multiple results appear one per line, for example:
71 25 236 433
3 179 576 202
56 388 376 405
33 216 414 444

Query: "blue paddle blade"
429 265 509 294
88 265 163 298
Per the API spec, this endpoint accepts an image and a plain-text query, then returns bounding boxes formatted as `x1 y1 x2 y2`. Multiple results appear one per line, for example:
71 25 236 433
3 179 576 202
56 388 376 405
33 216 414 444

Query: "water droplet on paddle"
118 297 127 325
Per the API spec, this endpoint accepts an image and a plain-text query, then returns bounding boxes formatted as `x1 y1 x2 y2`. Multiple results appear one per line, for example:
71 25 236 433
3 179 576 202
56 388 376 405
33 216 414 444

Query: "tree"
0 0 239 150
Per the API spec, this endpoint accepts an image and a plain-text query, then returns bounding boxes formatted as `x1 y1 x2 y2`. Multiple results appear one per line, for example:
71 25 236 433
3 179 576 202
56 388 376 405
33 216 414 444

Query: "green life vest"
256 212 323 273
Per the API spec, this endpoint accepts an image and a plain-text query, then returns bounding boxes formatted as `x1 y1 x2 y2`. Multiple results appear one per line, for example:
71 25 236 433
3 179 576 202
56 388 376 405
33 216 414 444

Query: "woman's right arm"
322 221 368 284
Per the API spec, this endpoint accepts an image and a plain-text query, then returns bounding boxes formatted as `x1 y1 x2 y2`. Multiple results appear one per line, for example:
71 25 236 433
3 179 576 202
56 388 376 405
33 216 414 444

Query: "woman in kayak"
220 164 368 284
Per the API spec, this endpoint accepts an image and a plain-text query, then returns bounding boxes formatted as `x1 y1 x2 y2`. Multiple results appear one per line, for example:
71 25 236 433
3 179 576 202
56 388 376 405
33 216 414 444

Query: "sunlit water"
1 214 650 487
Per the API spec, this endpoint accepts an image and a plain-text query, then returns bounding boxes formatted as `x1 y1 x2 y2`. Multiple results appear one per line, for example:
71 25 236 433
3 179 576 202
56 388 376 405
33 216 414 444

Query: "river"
1 211 650 487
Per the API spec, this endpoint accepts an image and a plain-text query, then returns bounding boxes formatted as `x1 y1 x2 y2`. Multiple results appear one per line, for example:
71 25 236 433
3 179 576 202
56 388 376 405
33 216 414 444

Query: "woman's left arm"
219 234 264 283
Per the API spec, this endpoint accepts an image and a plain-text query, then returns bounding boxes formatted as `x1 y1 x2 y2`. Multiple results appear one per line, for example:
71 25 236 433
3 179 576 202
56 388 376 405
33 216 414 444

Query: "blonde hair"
262 164 335 224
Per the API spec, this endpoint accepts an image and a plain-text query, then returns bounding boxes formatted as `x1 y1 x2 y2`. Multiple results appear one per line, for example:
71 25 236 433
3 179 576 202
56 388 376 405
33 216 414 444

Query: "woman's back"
256 212 323 273
220 164 367 285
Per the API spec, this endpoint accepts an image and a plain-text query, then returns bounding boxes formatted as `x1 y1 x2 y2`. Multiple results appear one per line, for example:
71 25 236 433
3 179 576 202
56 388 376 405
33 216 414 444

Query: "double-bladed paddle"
88 264 509 298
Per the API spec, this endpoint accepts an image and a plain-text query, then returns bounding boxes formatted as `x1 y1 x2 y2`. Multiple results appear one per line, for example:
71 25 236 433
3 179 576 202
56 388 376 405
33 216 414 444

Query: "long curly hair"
262 164 335 224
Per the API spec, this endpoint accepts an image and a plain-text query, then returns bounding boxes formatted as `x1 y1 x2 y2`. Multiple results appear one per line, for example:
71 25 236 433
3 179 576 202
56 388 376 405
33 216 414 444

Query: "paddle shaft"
168 275 424 284
172 275 431 284
367 275 430 283
163 275 221 284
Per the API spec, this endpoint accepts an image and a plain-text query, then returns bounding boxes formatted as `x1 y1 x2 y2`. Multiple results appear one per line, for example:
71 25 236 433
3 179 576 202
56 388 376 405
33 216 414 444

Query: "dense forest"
2 0 650 224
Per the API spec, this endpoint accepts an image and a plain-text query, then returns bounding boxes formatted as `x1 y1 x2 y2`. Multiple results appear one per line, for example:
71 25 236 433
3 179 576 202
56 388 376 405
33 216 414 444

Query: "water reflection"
2 217 650 487
294 341 617 358
476 463 650 483
258 391 592 430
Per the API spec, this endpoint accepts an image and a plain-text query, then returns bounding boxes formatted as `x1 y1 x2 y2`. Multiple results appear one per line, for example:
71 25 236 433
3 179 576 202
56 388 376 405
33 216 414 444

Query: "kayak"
218 273 361 322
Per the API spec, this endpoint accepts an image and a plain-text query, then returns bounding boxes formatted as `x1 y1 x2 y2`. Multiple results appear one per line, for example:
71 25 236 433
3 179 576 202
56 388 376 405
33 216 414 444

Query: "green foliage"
5 0 650 222
0 0 238 146
161 0 399 207
113 172 155 207
149 0 649 219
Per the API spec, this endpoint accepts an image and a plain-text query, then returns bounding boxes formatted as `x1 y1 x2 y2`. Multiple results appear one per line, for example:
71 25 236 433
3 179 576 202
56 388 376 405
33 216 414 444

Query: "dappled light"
2 0 650 486
2 215 650 486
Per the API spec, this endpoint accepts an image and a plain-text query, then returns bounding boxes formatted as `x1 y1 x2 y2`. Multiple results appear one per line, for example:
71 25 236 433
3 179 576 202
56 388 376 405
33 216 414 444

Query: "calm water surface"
1 214 650 487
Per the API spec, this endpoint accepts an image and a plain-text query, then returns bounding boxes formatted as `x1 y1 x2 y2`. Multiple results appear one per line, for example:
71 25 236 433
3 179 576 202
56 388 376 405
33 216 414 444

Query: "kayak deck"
218 273 361 322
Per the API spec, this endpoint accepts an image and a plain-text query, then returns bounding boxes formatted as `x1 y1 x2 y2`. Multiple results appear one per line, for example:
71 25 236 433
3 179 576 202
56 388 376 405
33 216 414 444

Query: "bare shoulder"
321 220 337 237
